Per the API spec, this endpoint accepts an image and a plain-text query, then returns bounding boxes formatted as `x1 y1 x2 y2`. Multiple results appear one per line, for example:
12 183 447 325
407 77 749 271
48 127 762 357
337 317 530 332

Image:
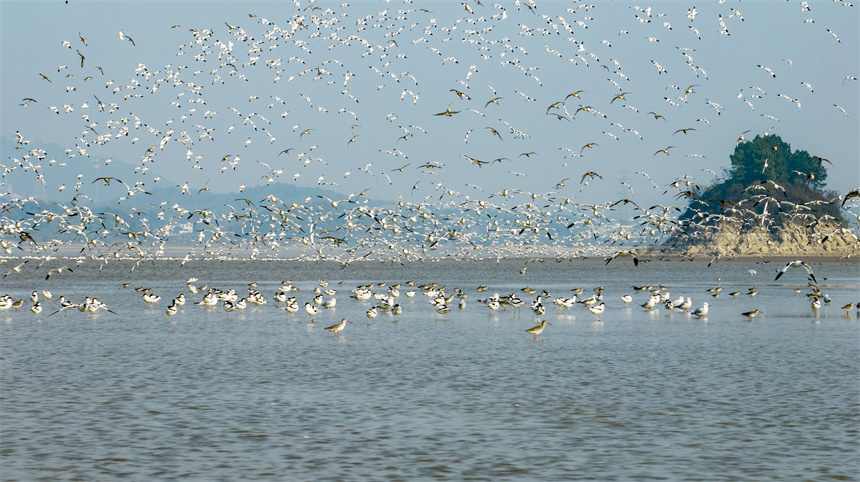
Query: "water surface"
2 259 858 480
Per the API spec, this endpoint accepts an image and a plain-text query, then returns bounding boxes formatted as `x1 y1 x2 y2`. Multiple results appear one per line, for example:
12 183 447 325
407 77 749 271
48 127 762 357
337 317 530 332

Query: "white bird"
47 296 77 317
588 302 606 318
195 292 218 306
692 303 710 318
605 250 639 266
274 292 287 305
811 298 821 310
143 293 161 304
775 260 816 283
642 295 659 310
679 298 693 311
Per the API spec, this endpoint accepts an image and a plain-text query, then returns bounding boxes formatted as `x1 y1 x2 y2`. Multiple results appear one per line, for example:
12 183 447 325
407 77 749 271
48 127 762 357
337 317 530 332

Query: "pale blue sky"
2 0 858 218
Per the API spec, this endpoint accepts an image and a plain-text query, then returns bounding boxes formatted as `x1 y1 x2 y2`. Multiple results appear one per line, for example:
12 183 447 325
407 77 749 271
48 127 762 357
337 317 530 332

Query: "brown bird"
450 89 471 100
525 320 551 340
580 171 603 184
485 97 503 107
325 318 349 337
580 142 599 154
434 105 461 117
610 92 632 104
841 189 860 207
672 128 696 135
742 309 761 320
486 127 503 140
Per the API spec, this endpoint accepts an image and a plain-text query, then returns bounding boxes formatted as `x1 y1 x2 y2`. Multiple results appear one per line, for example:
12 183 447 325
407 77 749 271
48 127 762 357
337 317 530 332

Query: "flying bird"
580 171 602 184
434 106 461 117
605 250 639 266
775 260 816 283
672 128 696 135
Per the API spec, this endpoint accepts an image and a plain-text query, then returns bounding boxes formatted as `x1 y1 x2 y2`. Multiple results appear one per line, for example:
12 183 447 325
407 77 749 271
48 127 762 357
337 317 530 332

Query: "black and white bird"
605 250 639 266
774 260 816 283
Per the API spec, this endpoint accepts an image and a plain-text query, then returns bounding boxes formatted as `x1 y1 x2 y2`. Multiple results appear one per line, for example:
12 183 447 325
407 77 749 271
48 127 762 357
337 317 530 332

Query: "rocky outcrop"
656 220 860 258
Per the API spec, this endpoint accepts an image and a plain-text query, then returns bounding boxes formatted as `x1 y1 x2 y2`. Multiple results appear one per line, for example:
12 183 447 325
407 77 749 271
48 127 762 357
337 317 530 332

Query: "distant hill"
3 176 392 245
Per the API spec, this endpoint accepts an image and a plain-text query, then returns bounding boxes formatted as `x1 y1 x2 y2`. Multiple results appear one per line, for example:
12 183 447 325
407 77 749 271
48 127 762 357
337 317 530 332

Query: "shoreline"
2 253 857 264
636 254 860 264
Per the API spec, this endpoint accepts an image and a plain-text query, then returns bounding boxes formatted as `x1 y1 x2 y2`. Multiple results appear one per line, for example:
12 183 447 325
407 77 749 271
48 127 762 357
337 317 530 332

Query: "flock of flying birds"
2 0 859 276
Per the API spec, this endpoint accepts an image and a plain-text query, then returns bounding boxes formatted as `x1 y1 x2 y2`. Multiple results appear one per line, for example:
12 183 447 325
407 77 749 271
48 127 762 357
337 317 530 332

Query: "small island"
655 134 859 259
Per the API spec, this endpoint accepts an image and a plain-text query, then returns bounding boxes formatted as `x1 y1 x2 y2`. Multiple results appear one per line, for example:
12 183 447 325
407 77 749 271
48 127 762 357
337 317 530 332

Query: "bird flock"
2 258 857 339
2 1 858 274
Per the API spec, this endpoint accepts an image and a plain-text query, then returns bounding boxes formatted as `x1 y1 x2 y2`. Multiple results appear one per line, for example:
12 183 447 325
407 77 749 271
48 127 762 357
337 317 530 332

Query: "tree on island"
669 133 846 241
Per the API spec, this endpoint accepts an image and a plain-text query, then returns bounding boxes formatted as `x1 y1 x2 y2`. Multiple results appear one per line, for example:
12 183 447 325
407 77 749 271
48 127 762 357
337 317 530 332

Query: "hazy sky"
2 0 858 217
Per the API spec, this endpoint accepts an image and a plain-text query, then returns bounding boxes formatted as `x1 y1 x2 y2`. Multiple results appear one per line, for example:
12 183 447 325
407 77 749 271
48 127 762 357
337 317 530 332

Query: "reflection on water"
1 260 858 479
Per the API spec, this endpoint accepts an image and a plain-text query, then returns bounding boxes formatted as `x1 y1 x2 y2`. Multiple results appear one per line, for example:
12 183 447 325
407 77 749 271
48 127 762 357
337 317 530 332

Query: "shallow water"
1 259 858 480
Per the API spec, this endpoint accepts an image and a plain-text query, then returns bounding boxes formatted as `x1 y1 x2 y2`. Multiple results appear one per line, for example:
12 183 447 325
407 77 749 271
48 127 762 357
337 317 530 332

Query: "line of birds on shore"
2 1 858 273
3 260 856 339
0 289 115 316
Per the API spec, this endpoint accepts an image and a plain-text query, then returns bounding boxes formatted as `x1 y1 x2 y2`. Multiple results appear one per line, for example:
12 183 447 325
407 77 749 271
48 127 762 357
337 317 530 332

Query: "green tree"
674 134 844 232
728 134 827 188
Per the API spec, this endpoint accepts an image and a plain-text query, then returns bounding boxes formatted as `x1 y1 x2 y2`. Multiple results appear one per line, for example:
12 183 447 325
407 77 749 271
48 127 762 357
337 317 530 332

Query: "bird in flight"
610 92 632 104
580 142 599 154
434 105 461 117
605 250 639 266
774 260 816 283
580 171 602 184
464 155 490 168
450 89 471 100
485 97 503 108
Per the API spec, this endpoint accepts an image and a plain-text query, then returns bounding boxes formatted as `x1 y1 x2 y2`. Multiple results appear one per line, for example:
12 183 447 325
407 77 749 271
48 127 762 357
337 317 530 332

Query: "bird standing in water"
525 320 550 340
325 318 349 337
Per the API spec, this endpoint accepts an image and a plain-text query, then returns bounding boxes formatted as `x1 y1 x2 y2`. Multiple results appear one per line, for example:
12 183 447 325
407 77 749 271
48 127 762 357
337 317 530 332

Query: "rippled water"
2 259 858 480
